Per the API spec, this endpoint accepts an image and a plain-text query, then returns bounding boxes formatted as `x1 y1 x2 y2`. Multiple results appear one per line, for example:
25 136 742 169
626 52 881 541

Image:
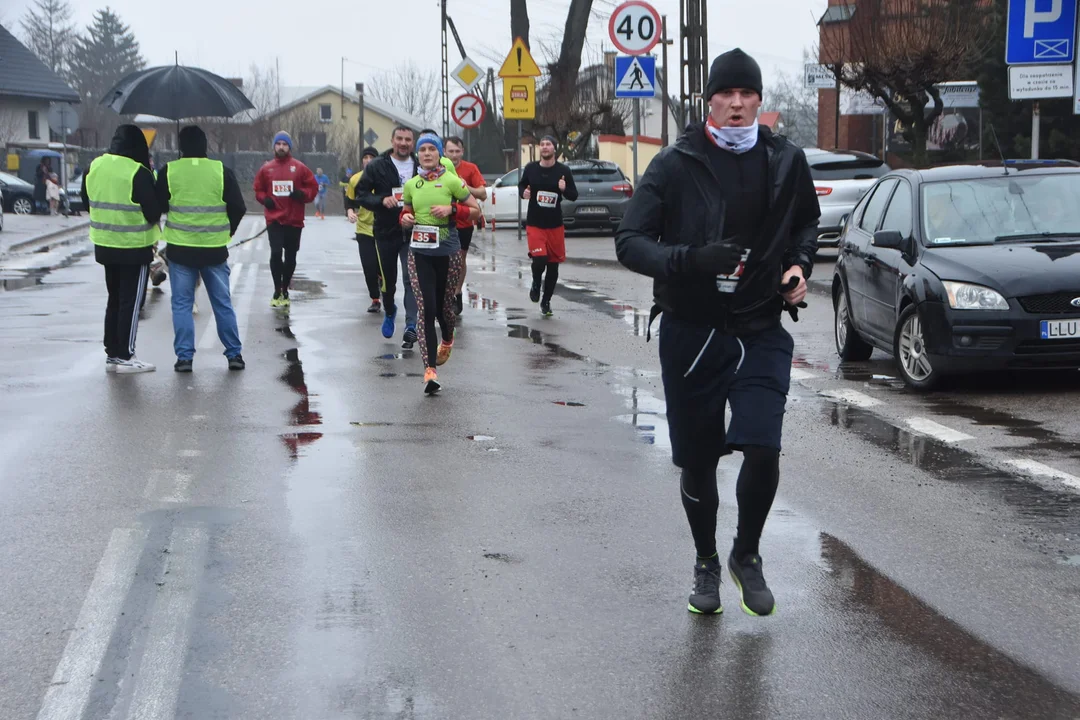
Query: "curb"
3 220 91 256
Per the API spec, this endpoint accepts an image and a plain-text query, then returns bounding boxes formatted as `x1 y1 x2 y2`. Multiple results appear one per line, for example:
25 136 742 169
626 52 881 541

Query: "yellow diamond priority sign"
452 57 483 91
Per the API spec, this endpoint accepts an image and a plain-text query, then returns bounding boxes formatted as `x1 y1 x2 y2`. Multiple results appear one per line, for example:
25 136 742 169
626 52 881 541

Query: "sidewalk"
0 213 90 256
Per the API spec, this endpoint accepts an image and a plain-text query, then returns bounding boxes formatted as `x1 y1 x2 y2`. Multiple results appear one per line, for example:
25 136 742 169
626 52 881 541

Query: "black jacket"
83 125 161 266
154 126 247 268
353 149 418 237
615 123 820 334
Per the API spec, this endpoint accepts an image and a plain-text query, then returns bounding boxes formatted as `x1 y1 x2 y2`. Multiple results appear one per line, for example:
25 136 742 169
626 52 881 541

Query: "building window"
28 111 40 140
319 104 332 123
315 132 327 152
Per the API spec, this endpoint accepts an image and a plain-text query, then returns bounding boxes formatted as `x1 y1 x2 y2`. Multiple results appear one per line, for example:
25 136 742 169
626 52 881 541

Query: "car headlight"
942 281 1008 310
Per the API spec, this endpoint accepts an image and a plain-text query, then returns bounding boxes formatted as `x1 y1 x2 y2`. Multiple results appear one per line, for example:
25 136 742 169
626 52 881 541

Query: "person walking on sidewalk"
314 167 331 219
346 147 384 314
399 133 480 394
253 131 319 308
615 48 820 617
518 136 578 317
82 124 162 373
355 126 421 348
444 136 487 315
156 125 248 372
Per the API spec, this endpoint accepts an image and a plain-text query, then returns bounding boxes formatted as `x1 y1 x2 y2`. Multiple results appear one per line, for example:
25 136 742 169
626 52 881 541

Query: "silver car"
805 148 890 248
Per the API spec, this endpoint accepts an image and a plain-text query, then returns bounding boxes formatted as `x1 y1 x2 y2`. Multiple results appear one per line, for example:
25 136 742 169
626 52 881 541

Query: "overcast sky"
6 0 827 99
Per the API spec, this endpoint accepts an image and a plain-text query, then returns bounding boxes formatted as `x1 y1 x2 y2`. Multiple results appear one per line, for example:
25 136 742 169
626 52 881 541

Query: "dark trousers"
407 251 465 368
356 233 382 300
103 263 149 360
374 229 418 326
268 222 302 293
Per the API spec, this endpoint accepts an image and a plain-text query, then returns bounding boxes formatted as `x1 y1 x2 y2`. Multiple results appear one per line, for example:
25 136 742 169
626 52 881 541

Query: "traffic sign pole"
633 99 640 185
1033 100 1040 159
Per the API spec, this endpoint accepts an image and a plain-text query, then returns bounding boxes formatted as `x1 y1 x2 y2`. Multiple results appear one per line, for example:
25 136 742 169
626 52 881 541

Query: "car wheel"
12 197 33 214
834 284 873 361
893 304 941 390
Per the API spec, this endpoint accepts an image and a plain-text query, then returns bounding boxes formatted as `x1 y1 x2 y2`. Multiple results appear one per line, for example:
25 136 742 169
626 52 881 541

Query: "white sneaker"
105 357 122 373
113 357 156 374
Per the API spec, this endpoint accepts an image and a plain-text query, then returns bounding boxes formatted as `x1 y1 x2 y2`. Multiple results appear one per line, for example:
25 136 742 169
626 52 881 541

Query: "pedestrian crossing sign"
615 55 656 98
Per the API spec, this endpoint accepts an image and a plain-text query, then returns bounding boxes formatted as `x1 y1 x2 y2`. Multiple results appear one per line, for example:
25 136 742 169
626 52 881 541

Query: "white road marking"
235 264 259 347
905 417 975 443
37 527 149 720
1005 459 1080 491
196 262 244 351
127 526 208 720
819 389 882 407
158 473 193 504
790 368 817 381
178 449 201 458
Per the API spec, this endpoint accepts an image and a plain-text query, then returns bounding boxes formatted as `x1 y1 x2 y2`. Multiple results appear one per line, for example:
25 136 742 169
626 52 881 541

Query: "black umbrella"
100 61 254 120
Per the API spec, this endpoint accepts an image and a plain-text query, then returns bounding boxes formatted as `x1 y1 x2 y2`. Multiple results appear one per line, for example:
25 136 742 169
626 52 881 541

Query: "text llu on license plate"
1041 319 1080 339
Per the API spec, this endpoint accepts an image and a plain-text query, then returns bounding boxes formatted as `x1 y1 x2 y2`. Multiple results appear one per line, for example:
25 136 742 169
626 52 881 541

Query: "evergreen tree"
19 0 75 76
66 8 145 147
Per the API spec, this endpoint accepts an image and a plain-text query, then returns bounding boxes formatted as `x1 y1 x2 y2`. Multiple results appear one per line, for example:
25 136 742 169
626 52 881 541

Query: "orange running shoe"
436 341 454 366
424 368 441 395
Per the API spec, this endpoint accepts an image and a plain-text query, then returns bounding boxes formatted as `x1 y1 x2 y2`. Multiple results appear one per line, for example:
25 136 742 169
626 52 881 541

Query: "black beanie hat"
706 48 763 99
362 146 378 159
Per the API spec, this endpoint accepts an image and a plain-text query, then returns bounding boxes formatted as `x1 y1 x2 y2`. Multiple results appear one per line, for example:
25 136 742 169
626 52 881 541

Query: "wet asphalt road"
1 217 1079 719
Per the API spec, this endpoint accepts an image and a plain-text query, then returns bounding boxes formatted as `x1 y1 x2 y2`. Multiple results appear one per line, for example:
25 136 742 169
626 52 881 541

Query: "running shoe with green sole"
688 557 723 615
727 551 777 617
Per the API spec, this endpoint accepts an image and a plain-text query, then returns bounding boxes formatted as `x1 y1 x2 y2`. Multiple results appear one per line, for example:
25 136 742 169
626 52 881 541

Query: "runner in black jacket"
615 48 819 618
353 126 421 347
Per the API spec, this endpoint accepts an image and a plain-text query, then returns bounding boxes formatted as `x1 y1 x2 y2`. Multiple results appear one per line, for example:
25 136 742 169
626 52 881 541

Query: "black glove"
261 196 276 210
289 189 306 201
688 242 742 275
780 276 808 322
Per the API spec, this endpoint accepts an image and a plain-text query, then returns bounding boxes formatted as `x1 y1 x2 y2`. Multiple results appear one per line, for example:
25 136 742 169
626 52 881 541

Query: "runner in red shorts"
518 135 578 317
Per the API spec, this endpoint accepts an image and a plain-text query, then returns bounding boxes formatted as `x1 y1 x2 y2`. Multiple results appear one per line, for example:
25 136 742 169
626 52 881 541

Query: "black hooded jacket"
352 149 419 237
154 126 247 268
83 125 161 265
615 123 820 335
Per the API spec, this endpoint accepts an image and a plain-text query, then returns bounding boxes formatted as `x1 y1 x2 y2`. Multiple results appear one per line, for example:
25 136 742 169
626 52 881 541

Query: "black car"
833 161 1080 389
0 171 36 214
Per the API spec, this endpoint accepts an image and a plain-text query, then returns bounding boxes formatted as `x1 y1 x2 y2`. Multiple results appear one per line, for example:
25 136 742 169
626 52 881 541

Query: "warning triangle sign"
498 37 542 78
617 57 655 94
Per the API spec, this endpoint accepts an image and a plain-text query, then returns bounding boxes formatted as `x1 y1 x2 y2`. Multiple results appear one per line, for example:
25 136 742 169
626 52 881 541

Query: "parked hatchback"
561 160 633 232
0 171 36 215
806 148 890 247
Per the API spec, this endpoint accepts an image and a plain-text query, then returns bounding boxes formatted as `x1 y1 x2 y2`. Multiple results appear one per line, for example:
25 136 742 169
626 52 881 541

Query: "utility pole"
356 82 365 165
661 15 671 147
680 0 708 124
441 0 450 137
341 57 345 120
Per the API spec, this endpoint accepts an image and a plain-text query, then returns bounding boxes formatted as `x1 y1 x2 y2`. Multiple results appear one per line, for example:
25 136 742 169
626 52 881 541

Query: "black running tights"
530 255 559 302
268 222 301 293
680 445 780 559
356 233 382 300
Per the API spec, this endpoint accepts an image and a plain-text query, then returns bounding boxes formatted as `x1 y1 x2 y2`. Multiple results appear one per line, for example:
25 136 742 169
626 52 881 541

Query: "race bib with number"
716 249 751 294
410 225 440 249
537 190 558 208
392 187 405 207
272 180 294 197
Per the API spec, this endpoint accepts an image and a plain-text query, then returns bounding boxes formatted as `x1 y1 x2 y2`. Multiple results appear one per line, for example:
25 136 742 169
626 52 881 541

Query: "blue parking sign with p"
1006 0 1077 64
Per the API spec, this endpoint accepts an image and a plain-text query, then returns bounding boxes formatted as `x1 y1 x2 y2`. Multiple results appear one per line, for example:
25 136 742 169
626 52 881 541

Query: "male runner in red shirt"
444 136 487 315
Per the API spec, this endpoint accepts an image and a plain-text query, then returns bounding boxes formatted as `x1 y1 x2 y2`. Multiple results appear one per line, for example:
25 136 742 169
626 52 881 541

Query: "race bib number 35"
537 190 558 208
272 180 294 197
410 225 440 249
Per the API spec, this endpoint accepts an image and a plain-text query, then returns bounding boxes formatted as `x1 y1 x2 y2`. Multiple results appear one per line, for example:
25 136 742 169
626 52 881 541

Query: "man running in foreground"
444 136 487 315
253 132 319 308
615 49 820 617
355 126 420 347
518 135 578 317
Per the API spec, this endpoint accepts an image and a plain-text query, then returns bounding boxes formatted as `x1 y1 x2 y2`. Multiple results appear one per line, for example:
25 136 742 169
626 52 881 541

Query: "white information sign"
1008 64 1073 99
804 64 835 90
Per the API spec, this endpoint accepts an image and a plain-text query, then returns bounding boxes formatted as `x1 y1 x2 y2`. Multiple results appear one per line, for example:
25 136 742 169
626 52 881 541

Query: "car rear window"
809 158 889 181
569 166 623 183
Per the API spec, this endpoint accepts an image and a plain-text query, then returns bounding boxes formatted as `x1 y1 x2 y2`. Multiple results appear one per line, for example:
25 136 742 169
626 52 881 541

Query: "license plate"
578 206 607 215
1040 319 1080 339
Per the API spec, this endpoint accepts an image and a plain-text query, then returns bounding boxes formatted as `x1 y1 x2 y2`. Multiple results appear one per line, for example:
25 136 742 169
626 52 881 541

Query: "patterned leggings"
408 250 465 369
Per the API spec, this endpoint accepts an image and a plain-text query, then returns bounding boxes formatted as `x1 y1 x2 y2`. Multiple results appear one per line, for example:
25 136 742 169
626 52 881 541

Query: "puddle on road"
552 281 652 337
1057 554 1080 566
287 276 327 301
351 422 394 428
377 353 413 360
924 396 1080 459
552 401 586 407
826 401 1080 537
507 324 599 364
819 533 1080 717
278 335 324 459
466 435 495 441
378 372 425 379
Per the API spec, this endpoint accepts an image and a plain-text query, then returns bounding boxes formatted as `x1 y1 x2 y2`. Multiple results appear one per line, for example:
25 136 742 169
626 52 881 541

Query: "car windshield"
921 174 1080 246
568 165 622 183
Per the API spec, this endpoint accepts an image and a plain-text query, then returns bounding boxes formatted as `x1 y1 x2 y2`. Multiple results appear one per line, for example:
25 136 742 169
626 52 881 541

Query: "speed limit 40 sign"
608 0 662 56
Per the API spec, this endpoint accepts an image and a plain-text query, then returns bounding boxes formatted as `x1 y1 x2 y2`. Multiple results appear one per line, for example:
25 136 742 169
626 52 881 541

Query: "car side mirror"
872 230 905 249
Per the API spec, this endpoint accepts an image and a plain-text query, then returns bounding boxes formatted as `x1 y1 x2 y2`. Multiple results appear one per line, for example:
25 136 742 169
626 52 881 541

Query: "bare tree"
763 65 819 148
0 110 25 154
819 0 995 165
367 62 440 130
510 0 530 48
20 0 75 76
